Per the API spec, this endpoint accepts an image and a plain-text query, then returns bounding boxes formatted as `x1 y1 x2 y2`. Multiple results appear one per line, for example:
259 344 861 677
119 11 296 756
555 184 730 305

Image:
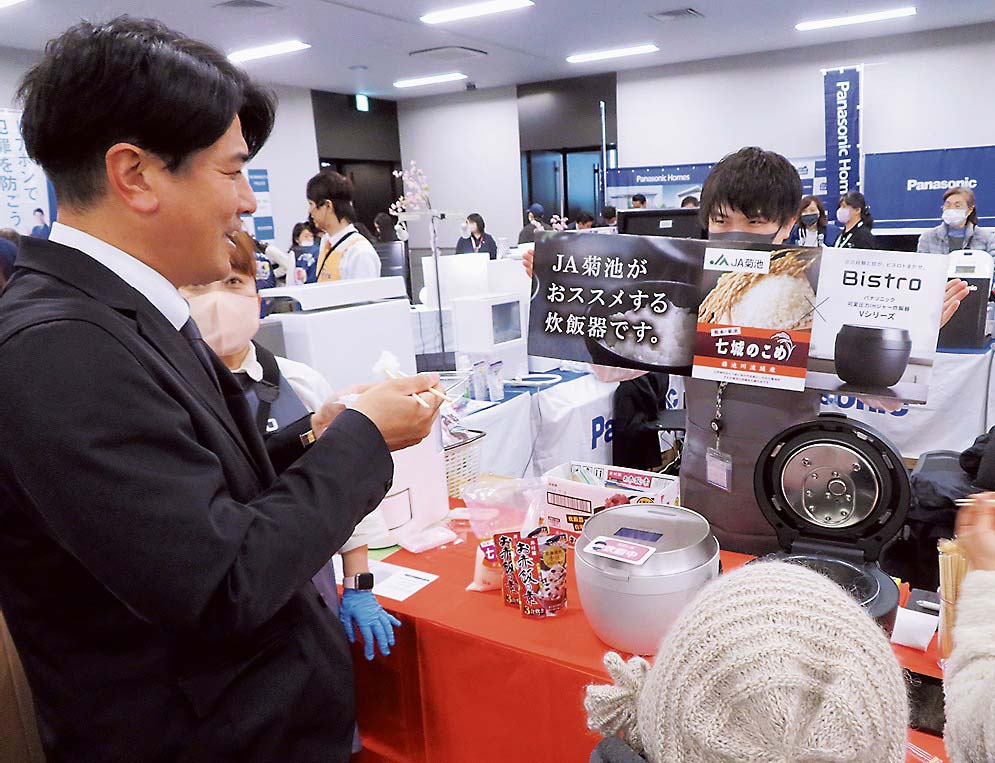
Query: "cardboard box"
538 461 681 543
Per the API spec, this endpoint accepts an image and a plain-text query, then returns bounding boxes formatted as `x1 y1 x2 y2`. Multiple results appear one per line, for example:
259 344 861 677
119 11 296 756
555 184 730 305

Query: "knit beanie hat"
585 561 908 763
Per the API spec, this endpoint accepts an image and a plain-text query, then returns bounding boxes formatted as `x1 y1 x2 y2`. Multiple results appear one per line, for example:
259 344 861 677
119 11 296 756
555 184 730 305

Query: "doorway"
319 159 402 234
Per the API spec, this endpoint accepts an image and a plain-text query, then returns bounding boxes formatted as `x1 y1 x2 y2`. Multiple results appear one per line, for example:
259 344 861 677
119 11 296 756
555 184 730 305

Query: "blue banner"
865 145 995 231
247 168 270 194
606 157 826 210
823 66 862 206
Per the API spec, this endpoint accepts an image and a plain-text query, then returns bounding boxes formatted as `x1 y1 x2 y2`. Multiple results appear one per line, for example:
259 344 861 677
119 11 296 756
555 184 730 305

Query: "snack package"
533 530 569 615
514 536 546 619
466 538 503 593
494 532 521 607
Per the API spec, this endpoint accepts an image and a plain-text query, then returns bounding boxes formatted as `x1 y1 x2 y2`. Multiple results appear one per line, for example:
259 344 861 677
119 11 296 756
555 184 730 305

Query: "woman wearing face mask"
179 232 400 666
833 191 877 249
790 195 828 247
917 187 995 255
291 221 321 284
454 213 498 259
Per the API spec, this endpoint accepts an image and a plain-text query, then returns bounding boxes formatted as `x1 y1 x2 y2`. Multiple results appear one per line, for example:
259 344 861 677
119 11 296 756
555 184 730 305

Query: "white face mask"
836 207 852 225
460 222 470 237
187 291 260 358
942 208 968 228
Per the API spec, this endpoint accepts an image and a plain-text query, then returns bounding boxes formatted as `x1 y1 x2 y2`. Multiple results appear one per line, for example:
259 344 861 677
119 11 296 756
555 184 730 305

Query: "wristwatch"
343 572 375 591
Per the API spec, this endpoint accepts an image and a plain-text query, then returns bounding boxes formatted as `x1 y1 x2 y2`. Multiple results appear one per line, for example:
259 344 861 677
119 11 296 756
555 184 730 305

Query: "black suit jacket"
0 237 394 761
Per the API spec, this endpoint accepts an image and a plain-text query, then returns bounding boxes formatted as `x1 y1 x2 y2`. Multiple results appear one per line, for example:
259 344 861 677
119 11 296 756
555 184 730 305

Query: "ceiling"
1 0 993 98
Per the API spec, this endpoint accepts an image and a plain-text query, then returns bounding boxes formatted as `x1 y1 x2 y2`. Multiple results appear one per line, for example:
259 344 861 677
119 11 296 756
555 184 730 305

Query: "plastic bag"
461 476 543 541
466 538 503 593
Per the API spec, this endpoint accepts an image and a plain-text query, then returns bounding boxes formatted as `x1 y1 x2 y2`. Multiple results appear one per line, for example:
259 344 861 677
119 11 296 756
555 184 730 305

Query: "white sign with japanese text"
0 109 51 236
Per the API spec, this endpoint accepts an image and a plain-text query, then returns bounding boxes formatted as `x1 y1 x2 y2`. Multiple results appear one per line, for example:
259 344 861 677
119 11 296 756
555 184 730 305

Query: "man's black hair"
602 205 617 220
631 193 646 204
575 211 595 224
17 16 276 209
680 196 699 208
306 169 357 224
698 147 802 229
32 208 44 216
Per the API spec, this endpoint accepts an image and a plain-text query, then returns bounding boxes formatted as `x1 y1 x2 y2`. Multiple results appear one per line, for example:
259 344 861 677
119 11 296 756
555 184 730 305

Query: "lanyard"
471 234 483 253
316 229 356 280
836 221 862 248
710 382 729 450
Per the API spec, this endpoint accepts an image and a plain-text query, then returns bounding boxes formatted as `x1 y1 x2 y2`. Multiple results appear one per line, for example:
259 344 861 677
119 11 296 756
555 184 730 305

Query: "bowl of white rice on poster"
586 280 700 374
698 248 819 332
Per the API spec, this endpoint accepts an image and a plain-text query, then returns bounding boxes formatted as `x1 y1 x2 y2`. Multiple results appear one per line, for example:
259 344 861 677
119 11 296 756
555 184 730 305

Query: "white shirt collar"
229 342 263 382
48 221 190 330
327 224 358 250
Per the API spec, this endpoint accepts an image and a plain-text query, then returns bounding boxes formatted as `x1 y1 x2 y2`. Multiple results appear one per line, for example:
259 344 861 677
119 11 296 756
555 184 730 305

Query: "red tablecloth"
353 537 947 763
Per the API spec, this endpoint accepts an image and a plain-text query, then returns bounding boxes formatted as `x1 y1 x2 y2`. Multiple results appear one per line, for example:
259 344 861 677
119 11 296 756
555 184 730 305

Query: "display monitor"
617 208 704 239
491 301 522 345
374 241 411 299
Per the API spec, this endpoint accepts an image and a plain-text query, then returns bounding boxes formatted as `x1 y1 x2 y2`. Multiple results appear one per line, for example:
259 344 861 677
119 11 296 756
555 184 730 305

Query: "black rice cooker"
753 414 910 635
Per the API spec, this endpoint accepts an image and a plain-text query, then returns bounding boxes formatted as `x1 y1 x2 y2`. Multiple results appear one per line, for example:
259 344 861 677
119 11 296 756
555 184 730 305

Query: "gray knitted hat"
585 561 908 763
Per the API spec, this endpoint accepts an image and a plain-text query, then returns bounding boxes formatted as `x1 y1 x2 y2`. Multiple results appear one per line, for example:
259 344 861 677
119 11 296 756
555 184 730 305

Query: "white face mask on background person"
187 291 260 357
942 208 968 228
836 206 852 225
460 222 470 237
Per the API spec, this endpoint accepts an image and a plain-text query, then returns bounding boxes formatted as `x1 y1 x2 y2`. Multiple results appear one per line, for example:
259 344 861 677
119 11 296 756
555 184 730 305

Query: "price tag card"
582 536 656 566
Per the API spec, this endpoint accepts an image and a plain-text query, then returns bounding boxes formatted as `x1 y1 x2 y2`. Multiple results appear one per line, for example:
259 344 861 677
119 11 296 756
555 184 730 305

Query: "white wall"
398 86 523 248
617 23 995 167
0 46 35 110
247 83 320 248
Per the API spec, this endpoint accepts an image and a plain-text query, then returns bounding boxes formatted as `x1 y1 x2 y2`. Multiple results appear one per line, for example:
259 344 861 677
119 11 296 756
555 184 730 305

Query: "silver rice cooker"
753 413 910 635
575 504 720 655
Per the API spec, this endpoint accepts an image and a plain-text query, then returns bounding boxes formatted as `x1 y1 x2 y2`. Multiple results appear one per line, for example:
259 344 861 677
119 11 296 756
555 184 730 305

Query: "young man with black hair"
631 193 647 209
601 205 618 226
307 169 381 281
29 208 50 239
573 210 596 230
0 17 442 761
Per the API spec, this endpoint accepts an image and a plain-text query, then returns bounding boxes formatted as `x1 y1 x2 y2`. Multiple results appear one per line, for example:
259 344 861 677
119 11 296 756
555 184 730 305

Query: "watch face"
356 572 375 591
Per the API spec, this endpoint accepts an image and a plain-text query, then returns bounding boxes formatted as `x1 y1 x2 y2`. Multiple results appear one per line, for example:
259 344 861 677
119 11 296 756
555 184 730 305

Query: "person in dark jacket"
833 191 877 249
611 373 670 471
374 211 398 242
0 231 17 290
518 203 551 244
455 212 497 258
0 17 442 762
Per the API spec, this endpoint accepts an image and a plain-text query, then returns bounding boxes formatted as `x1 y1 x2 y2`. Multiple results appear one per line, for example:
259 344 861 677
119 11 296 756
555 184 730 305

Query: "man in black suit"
0 17 443 762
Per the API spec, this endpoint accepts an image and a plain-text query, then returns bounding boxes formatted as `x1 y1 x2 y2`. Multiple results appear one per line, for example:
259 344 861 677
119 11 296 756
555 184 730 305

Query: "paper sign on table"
331 557 439 602
890 606 939 652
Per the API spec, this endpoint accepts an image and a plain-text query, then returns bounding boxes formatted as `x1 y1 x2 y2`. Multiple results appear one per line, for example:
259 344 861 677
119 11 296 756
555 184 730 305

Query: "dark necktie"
179 318 223 393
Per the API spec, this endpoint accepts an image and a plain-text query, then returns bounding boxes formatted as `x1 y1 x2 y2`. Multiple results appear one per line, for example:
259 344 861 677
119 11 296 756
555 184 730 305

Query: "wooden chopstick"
383 369 431 409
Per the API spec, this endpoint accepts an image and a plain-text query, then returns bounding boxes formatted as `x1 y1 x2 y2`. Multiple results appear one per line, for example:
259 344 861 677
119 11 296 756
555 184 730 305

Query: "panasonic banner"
865 145 995 231
823 65 862 205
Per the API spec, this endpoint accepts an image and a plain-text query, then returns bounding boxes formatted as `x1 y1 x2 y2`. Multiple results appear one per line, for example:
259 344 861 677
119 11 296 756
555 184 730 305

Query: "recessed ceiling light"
228 40 311 64
796 6 916 31
393 72 468 88
566 44 660 64
421 0 534 25
0 0 30 8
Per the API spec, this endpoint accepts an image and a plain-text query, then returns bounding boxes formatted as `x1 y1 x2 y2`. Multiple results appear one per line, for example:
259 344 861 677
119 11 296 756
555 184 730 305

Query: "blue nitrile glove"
339 588 401 661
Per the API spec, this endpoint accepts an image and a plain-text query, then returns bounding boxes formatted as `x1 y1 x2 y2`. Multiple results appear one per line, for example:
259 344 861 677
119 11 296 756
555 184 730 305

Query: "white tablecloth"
463 372 618 478
820 347 995 459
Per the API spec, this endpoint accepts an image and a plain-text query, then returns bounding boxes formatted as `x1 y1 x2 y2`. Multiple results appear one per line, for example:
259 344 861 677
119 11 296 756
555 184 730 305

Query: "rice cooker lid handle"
752 413 910 562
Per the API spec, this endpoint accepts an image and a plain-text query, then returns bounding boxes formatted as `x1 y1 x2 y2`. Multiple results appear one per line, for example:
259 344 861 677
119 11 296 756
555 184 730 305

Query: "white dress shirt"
49 222 190 330
320 224 381 281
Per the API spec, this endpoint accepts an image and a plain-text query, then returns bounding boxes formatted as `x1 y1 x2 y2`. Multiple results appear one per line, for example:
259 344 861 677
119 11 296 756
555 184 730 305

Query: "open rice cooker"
753 413 910 635
575 504 720 655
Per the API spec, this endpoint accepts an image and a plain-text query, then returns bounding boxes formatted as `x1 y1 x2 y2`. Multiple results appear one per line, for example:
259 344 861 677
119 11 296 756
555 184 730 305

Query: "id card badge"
706 447 733 492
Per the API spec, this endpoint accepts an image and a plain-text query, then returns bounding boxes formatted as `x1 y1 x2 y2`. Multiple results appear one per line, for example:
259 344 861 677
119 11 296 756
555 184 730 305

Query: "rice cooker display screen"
614 527 662 543
491 301 522 344
954 265 975 274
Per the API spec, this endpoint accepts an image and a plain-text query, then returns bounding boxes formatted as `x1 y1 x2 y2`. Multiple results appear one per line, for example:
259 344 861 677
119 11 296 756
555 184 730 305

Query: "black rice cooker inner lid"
782 554 880 607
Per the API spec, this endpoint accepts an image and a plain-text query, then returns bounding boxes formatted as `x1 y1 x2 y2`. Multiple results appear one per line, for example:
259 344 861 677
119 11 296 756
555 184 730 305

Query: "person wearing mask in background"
290 220 320 283
631 193 647 209
29 208 50 239
181 232 398 664
944 493 995 762
572 210 596 230
455 212 497 258
308 169 381 282
523 147 968 555
791 194 828 247
834 191 877 249
680 196 698 209
517 202 550 245
917 186 995 255
374 211 398 243
601 205 618 227
0 18 444 760
245 230 295 289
